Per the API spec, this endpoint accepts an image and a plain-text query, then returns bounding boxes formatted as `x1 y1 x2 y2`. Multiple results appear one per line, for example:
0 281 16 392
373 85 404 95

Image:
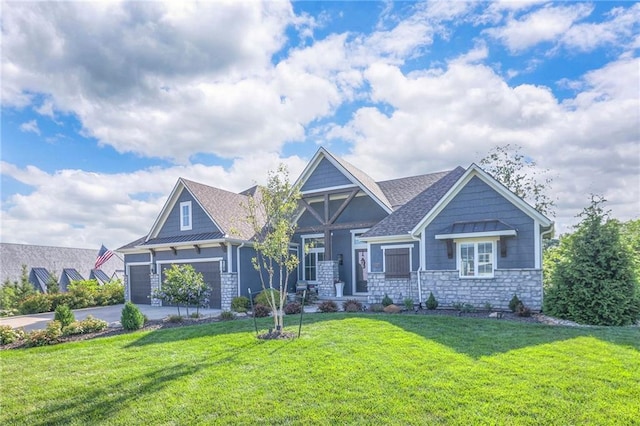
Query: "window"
382 245 412 278
180 201 192 231
458 240 495 278
302 236 324 282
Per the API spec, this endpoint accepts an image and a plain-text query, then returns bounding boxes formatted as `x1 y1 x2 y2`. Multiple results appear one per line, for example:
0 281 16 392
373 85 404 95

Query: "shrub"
342 299 362 312
484 302 494 311
381 294 393 307
461 303 475 313
284 301 302 315
167 315 183 323
369 303 385 312
18 293 52 314
0 325 25 345
426 292 439 310
403 298 414 311
80 315 108 332
231 296 250 313
254 289 282 309
252 303 271 318
67 286 95 309
515 302 532 317
95 281 125 306
508 295 521 312
54 305 75 328
317 300 338 313
62 321 85 336
25 321 62 347
189 312 202 319
219 310 236 321
121 302 145 330
49 292 73 311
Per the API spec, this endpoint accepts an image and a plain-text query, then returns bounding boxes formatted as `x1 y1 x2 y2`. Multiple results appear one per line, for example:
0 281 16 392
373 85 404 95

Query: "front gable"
155 188 221 239
301 157 353 192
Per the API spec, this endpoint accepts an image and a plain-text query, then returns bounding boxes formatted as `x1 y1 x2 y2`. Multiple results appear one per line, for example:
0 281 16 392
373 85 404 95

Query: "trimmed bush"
49 293 73 311
403 298 414 311
62 321 85 336
79 315 108 332
167 315 183 323
317 300 338 313
18 293 52 314
25 321 62 347
426 292 439 310
342 299 362 312
284 301 302 315
54 305 75 328
95 281 125 306
231 296 250 313
369 303 385 312
509 295 521 313
515 303 532 317
381 294 393 307
252 304 271 318
0 325 25 345
219 310 236 321
254 289 282 309
121 302 145 330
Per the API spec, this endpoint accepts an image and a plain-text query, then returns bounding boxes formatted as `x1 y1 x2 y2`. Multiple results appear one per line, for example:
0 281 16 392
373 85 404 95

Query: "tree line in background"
0 265 124 316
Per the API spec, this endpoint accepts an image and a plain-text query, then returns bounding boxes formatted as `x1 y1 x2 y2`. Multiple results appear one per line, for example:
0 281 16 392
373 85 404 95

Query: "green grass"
1 314 639 425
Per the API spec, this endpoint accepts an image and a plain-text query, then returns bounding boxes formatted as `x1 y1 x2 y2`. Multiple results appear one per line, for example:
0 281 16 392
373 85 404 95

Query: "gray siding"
125 253 151 264
156 189 220 238
301 157 352 192
425 176 535 270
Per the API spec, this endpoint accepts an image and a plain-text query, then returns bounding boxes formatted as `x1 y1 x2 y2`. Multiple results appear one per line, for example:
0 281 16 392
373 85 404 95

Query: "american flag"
95 244 114 269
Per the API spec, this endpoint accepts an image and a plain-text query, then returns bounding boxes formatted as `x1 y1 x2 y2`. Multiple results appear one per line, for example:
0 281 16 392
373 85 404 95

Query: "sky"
1 0 639 251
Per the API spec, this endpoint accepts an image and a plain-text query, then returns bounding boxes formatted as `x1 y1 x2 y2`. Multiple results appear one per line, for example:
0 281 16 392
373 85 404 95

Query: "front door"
355 249 368 293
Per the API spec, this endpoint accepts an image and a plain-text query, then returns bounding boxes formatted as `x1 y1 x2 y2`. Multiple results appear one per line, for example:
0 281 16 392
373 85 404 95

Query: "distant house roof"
29 267 50 293
0 243 123 287
89 269 111 284
62 268 84 282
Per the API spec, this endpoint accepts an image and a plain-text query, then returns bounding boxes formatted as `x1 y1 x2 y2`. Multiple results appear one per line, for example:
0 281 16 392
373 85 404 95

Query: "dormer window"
180 201 192 231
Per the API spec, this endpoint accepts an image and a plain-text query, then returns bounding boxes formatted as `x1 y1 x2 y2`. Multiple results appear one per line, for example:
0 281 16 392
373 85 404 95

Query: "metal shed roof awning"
435 220 517 240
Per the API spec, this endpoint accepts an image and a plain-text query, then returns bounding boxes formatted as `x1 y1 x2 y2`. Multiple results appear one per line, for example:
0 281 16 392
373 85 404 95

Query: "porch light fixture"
150 263 156 274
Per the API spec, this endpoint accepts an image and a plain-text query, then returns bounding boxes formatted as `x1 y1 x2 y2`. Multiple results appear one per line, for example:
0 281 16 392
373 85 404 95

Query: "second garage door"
129 265 151 304
160 262 222 309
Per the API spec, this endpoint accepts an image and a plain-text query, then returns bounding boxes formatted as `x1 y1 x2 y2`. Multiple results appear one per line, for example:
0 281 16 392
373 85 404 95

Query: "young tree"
154 264 209 316
46 272 60 294
243 164 301 334
544 196 640 325
480 144 555 217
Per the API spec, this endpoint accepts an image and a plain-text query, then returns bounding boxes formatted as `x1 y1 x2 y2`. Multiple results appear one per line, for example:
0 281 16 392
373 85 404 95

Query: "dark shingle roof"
90 269 112 284
62 268 84 282
30 267 50 292
182 179 259 240
364 167 467 238
378 170 454 210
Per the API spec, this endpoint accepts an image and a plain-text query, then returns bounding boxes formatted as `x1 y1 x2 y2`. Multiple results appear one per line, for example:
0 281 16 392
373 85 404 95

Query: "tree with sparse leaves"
243 164 301 334
543 196 639 326
154 264 209 317
480 144 555 217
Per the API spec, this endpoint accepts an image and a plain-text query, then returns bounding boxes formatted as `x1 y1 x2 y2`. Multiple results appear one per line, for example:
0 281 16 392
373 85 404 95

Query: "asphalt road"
0 304 221 332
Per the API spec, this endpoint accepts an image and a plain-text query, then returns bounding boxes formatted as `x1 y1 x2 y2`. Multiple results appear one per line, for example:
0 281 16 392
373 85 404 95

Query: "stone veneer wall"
366 269 542 310
317 260 339 298
367 272 418 305
420 269 543 310
150 273 161 307
220 272 237 310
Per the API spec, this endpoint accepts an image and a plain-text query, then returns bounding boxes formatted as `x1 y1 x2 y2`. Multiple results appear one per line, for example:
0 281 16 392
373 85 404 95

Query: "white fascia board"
359 235 415 244
411 164 552 236
146 179 184 242
301 184 358 196
435 230 517 240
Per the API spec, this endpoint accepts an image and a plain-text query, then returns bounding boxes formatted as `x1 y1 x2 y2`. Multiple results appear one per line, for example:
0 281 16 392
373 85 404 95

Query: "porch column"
317 260 339 298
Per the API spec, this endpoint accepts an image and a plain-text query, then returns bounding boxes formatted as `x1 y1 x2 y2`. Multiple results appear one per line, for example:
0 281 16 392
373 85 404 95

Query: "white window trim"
381 244 413 275
180 201 192 231
454 237 498 279
301 234 325 283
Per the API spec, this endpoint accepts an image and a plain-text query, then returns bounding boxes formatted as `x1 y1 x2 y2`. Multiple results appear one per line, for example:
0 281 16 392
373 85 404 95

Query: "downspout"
410 233 423 304
236 242 246 296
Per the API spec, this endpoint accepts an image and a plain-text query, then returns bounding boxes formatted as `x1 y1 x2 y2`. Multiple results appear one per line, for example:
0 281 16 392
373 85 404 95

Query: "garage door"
129 265 151 304
160 262 221 309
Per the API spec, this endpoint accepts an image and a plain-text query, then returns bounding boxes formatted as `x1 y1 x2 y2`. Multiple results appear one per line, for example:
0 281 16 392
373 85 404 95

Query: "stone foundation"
367 272 418 305
150 273 162 306
420 269 542 310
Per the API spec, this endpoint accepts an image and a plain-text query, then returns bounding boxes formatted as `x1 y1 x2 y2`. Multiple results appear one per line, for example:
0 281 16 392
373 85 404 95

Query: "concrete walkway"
0 304 222 332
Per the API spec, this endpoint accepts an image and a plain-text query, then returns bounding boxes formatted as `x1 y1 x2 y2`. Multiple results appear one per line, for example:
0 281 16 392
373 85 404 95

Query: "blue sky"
1 0 638 250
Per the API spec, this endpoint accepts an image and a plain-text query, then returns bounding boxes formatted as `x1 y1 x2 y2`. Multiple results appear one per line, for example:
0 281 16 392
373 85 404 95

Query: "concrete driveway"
0 304 222 332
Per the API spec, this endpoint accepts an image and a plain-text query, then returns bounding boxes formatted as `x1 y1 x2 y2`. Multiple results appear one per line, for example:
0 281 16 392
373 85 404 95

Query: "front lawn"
1 314 638 425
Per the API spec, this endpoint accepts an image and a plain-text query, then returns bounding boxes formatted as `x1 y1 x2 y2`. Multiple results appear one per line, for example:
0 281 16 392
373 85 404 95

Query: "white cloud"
333 54 639 235
485 3 594 52
19 119 40 135
0 154 308 249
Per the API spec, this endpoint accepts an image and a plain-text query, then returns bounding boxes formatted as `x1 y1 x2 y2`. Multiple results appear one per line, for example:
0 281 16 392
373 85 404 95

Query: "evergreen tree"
544 196 639 325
